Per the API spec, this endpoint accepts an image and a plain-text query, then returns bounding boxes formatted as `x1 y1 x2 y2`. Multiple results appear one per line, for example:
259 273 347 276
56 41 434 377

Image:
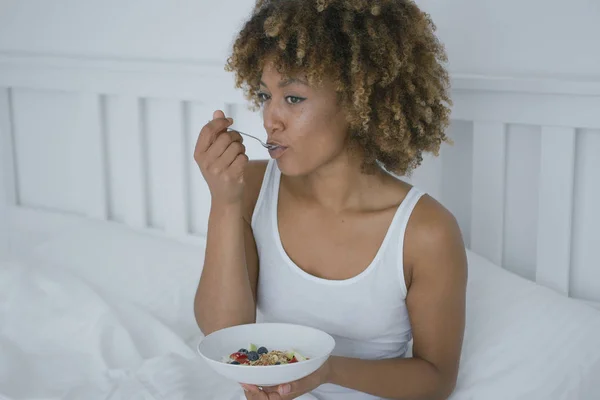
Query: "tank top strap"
251 159 278 229
393 186 426 297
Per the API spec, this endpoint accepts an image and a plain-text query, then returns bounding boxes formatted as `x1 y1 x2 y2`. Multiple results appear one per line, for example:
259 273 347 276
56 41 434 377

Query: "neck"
284 152 386 212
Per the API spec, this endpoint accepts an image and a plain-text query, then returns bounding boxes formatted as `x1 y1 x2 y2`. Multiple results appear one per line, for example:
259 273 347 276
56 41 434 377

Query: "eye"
257 92 270 103
286 96 305 105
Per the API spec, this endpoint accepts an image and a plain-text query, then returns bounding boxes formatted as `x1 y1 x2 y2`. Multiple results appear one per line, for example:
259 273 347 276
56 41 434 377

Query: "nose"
262 100 284 136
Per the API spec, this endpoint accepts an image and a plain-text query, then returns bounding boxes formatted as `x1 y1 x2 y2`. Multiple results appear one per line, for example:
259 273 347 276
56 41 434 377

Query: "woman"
194 0 467 399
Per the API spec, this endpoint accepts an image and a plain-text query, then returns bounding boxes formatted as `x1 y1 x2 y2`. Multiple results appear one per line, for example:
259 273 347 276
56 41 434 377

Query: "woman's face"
259 61 351 177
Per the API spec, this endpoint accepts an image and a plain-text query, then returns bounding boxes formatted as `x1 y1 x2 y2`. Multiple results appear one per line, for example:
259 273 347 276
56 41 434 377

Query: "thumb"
213 109 226 120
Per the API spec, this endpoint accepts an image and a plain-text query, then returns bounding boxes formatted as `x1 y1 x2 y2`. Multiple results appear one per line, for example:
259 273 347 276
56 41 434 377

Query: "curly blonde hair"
225 0 452 175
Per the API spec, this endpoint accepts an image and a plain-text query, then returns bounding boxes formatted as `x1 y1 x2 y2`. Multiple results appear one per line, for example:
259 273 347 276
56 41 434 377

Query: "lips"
268 145 288 159
266 140 286 148
266 138 288 159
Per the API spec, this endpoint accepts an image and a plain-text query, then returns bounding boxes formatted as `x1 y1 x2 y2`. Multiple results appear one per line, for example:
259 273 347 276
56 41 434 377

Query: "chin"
275 157 316 177
275 160 305 177
276 149 349 177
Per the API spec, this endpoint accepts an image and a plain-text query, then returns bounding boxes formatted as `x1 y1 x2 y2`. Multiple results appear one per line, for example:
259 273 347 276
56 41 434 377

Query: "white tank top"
251 160 425 400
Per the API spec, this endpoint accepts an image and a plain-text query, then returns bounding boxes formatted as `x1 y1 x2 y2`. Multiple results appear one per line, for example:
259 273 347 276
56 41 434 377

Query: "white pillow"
454 251 600 399
26 220 206 342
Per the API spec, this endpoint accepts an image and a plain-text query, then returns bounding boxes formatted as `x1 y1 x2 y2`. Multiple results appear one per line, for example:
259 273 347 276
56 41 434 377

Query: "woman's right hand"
194 110 248 205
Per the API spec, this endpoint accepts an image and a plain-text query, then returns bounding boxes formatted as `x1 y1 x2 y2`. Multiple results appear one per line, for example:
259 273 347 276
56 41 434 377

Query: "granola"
224 344 308 366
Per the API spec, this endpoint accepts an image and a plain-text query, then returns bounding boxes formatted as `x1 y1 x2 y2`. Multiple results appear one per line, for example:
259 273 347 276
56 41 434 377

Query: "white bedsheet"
2 220 600 400
0 259 241 400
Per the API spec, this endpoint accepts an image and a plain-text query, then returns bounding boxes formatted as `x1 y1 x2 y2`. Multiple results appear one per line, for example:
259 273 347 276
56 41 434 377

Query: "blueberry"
257 346 268 355
230 361 240 365
238 348 248 354
247 351 259 361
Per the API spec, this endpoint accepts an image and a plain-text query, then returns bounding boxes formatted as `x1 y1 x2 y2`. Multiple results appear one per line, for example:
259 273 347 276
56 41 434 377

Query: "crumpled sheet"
0 259 240 400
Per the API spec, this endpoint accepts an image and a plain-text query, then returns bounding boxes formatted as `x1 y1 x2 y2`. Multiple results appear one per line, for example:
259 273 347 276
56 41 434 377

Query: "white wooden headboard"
1 52 599 306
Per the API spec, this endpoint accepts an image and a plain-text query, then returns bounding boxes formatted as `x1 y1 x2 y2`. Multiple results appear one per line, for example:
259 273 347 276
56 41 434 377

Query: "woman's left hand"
241 358 332 399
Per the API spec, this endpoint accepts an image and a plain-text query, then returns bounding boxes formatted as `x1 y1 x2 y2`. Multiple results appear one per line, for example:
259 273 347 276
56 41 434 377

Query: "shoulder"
378 176 462 249
404 193 468 289
408 194 462 247
241 160 270 224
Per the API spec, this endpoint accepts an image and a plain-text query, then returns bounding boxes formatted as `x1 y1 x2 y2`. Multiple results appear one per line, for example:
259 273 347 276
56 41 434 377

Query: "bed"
1 52 600 399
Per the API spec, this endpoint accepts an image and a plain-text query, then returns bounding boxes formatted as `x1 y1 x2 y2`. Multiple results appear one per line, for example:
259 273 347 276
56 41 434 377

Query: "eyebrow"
259 78 309 88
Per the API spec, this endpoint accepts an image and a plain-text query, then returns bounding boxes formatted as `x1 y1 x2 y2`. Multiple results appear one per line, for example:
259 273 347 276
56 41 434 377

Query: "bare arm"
326 198 467 399
194 202 259 335
192 110 265 336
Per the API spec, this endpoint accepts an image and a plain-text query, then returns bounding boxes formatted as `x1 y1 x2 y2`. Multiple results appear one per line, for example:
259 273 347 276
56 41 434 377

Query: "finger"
277 384 292 396
226 129 244 143
251 390 270 399
242 384 261 394
194 118 231 156
267 392 281 400
212 141 246 172
262 383 292 397
243 389 261 400
229 153 249 181
204 130 243 165
194 117 234 155
279 377 309 396
226 129 244 144
243 385 274 399
213 109 226 120
200 117 234 152
244 391 264 400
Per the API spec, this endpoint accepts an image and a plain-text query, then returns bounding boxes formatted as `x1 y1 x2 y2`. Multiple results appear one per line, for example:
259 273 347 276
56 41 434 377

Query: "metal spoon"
228 129 279 150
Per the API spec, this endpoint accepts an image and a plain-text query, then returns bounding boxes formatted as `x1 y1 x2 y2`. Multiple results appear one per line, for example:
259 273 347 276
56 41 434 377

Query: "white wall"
418 0 600 77
0 0 253 63
0 0 599 77
0 1 599 298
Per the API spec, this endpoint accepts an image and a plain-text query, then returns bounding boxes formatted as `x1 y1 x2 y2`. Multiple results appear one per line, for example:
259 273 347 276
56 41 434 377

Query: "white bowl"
197 323 336 386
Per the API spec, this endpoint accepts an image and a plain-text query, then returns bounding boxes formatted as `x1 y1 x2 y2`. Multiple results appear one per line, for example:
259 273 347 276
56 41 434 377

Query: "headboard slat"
0 88 15 259
536 126 576 295
470 121 507 266
187 102 213 237
145 98 189 237
78 93 109 220
106 95 148 229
